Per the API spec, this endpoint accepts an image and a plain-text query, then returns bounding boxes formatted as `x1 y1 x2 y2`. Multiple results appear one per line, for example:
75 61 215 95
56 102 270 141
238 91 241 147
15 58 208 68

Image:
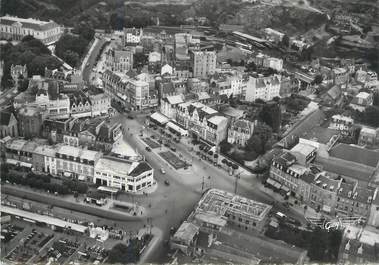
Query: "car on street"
127 115 134 119
151 135 156 139
164 143 170 147
145 146 152 152
170 147 176 152
161 168 166 174
164 180 170 186
158 139 163 144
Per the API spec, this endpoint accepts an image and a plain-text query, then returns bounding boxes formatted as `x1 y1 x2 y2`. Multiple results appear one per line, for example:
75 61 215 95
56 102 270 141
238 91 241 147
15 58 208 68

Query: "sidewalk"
137 227 163 265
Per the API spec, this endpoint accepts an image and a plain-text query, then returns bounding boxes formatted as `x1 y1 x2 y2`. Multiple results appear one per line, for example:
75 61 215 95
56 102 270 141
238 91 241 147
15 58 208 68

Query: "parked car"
145 146 152 152
151 135 156 139
161 168 166 174
127 115 134 119
164 180 170 186
170 147 176 152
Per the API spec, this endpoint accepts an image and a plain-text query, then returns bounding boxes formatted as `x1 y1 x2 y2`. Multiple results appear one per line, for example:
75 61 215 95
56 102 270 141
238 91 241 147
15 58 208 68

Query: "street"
82 37 107 83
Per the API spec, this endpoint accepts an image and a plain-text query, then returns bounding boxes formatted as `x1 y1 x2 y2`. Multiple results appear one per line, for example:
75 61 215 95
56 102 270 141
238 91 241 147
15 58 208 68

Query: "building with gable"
245 75 281 102
227 119 255 147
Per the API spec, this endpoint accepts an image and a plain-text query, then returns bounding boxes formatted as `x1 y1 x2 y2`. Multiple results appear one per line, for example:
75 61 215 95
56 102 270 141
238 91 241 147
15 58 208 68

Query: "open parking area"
159 151 186 169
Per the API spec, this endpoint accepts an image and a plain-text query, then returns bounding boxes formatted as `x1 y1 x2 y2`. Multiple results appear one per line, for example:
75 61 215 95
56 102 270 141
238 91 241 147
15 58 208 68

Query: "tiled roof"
128 161 152 177
0 16 60 31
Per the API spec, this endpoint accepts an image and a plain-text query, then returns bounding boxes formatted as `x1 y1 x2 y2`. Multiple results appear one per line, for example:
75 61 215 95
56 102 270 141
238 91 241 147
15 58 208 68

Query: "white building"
0 15 63 45
160 94 184 119
192 51 217 79
210 72 248 98
94 157 154 193
89 91 111 117
123 27 143 45
245 75 281 102
329 115 354 136
349 92 373 112
56 145 102 181
33 145 57 175
264 28 285 43
35 84 71 119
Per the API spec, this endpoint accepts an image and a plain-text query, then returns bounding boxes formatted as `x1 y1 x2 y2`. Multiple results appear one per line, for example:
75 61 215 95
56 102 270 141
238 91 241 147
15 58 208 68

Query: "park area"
159 151 186 169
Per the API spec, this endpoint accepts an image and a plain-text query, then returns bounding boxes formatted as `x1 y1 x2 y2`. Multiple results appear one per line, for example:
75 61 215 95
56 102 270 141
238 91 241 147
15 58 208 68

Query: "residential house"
321 85 342 106
88 88 111 117
160 94 184 119
349 92 373 112
358 126 379 146
332 67 349 87
227 119 255 147
245 75 281 102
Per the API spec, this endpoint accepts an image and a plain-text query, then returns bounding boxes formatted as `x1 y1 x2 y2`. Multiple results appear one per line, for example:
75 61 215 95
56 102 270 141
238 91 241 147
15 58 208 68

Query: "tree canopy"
0 37 61 89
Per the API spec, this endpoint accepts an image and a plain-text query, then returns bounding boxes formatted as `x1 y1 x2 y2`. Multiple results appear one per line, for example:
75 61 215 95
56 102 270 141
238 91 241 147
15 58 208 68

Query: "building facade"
191 51 216 79
227 119 255 147
0 15 63 45
94 157 154 193
245 75 281 102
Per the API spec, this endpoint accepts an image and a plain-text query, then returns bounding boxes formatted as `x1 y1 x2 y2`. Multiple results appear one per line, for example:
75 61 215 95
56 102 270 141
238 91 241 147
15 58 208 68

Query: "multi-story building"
335 181 376 219
308 172 342 214
176 102 228 145
227 119 255 147
245 75 281 102
102 70 158 110
17 106 43 139
34 81 70 119
160 94 184 119
0 15 63 45
349 92 373 112
0 111 18 138
251 53 283 72
329 115 354 136
191 51 216 79
105 48 134 73
94 157 154 193
55 145 102 181
358 127 379 146
209 72 248 98
32 145 57 175
88 89 111 117
332 67 349 86
264 28 285 43
4 139 41 169
148 51 161 74
269 140 316 199
189 189 272 232
123 27 143 45
68 91 92 118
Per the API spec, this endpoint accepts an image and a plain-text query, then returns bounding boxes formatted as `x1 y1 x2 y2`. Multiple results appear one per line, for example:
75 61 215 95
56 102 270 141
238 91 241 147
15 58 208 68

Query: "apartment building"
102 70 158 110
332 67 349 86
0 15 63 45
123 27 143 45
17 106 43 139
105 48 134 73
191 51 216 79
55 145 102 181
349 92 373 112
88 89 111 117
94 157 154 193
251 53 283 71
245 75 281 102
209 72 248 98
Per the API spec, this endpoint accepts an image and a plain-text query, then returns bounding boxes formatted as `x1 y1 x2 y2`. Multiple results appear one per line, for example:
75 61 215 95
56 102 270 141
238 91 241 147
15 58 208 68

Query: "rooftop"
172 221 199 243
208 115 228 126
95 157 133 176
291 142 316 157
196 189 272 221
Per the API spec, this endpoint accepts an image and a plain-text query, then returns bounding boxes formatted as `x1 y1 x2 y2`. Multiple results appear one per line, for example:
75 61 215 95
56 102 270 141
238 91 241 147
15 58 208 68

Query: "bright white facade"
0 15 63 45
94 157 154 193
123 27 143 44
245 75 281 102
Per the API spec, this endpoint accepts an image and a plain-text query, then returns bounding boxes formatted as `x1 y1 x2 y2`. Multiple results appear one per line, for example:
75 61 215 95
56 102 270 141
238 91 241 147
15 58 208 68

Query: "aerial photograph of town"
0 0 378 264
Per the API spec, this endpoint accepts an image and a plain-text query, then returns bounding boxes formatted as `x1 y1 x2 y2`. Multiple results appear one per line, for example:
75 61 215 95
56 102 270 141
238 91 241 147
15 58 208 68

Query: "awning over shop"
322 205 331 213
267 178 282 189
150 112 169 126
166 121 188 136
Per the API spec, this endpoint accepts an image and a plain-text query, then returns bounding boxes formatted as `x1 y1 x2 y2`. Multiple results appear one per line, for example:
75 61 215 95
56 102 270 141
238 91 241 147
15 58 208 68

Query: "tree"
281 35 290 48
312 74 323 85
246 135 264 154
133 53 148 68
72 23 95 41
259 103 281 133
